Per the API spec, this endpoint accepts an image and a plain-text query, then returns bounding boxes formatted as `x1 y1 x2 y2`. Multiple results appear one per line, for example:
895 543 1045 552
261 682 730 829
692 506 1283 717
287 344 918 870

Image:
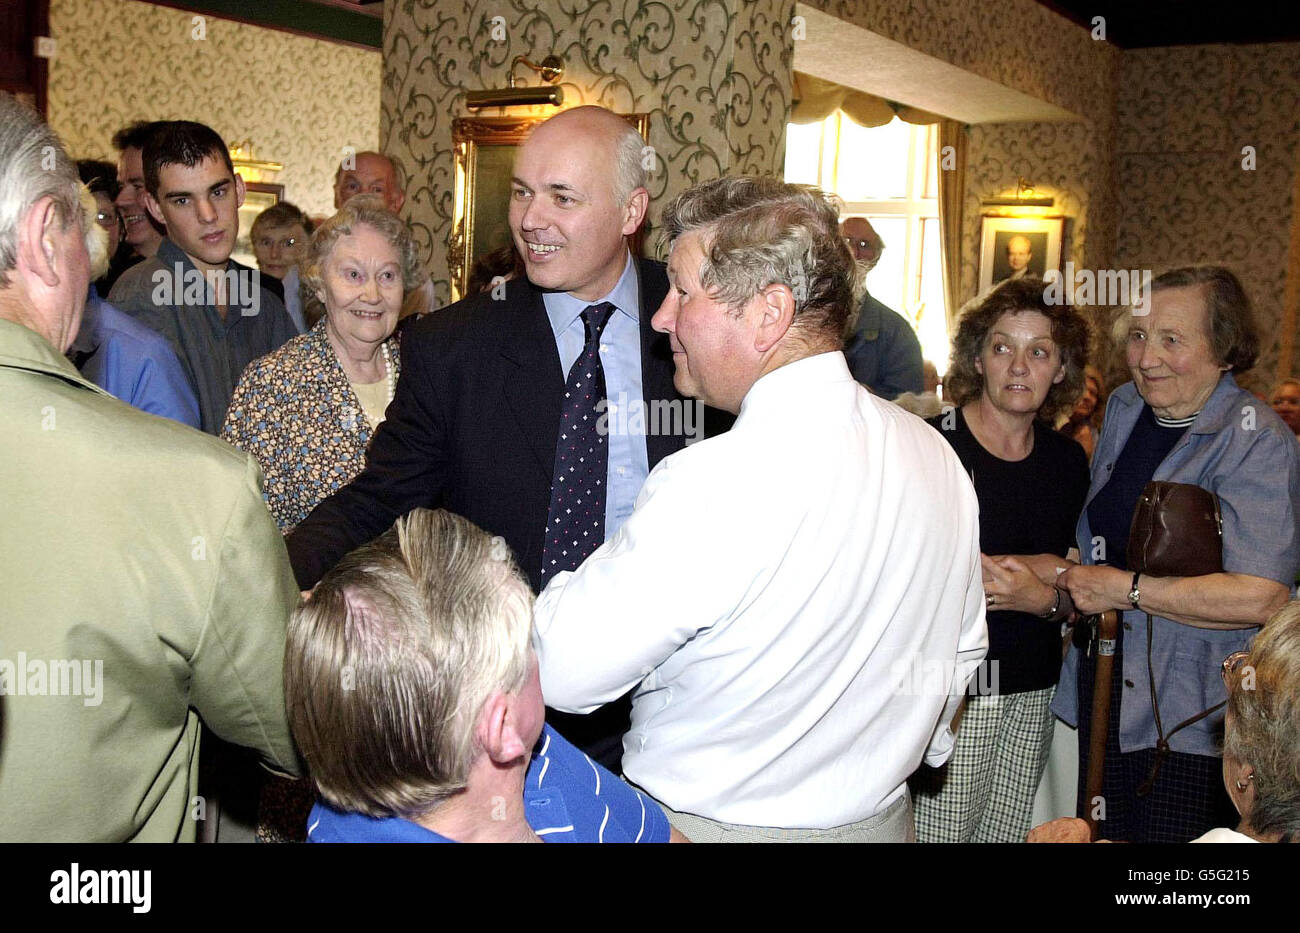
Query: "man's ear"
390 189 406 213
20 196 63 288
753 283 795 354
621 187 650 238
475 690 530 766
234 172 247 211
143 190 166 228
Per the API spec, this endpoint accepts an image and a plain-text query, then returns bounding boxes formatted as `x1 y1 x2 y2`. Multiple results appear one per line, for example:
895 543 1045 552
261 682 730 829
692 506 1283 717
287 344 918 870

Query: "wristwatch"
1128 572 1142 611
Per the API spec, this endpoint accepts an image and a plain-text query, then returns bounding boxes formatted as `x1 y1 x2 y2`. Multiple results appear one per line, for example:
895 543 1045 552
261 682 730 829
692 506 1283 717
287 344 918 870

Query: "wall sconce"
466 55 565 110
981 176 1054 208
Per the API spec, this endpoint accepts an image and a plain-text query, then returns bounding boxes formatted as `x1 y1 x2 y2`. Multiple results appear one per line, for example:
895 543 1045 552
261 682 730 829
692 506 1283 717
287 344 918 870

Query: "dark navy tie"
541 302 615 585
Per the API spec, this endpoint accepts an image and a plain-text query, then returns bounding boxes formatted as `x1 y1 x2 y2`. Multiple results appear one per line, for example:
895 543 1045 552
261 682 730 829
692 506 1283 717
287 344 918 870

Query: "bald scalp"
523 106 646 205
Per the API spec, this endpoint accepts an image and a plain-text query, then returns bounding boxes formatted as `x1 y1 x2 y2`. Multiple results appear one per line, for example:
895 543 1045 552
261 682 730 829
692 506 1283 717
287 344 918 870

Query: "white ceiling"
792 4 1081 124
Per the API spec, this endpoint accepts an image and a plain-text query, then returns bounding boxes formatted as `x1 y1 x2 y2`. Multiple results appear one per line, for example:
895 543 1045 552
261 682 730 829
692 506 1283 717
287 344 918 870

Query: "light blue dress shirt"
542 252 649 538
71 287 201 428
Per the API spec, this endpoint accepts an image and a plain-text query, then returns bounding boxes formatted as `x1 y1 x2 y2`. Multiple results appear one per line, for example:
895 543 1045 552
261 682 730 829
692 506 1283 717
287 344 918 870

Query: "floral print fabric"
222 318 401 533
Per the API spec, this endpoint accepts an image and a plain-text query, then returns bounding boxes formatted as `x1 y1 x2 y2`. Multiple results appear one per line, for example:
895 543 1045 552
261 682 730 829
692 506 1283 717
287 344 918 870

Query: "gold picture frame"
449 113 650 302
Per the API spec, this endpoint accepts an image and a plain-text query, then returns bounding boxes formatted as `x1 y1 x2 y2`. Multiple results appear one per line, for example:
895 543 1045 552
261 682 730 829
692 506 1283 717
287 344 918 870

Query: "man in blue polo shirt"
286 508 681 844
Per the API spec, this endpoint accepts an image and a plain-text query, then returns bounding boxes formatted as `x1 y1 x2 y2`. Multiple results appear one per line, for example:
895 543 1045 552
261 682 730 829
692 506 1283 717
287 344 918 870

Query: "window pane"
784 121 823 186
917 217 948 377
859 215 907 312
834 117 909 201
923 125 938 200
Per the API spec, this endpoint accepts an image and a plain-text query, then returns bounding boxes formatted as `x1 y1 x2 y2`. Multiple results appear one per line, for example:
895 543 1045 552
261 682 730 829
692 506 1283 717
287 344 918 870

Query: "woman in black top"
913 277 1091 843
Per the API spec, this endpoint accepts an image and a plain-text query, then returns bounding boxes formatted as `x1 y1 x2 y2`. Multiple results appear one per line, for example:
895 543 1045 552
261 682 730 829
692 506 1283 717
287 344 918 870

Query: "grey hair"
613 121 648 206
285 508 535 820
661 175 855 345
1224 600 1300 842
0 93 84 289
302 194 426 300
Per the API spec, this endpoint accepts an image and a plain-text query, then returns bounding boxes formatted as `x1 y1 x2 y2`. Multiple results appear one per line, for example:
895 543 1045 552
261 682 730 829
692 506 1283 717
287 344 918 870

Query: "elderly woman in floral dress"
222 195 425 841
224 195 424 533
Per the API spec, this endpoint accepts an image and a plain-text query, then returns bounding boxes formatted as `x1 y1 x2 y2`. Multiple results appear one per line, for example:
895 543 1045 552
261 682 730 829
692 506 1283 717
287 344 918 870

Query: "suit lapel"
499 282 566 477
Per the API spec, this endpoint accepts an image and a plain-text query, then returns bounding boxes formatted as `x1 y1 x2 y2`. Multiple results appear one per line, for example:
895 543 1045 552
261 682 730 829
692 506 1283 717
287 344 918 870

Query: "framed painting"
449 113 649 302
977 215 1065 294
233 180 284 269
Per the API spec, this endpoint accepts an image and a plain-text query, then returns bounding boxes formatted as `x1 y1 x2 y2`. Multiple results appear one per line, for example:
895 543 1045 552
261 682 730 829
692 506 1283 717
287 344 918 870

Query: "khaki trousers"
658 789 915 843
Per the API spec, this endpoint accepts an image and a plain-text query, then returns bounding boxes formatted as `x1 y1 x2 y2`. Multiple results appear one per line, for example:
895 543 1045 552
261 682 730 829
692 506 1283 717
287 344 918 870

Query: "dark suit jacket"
287 256 722 592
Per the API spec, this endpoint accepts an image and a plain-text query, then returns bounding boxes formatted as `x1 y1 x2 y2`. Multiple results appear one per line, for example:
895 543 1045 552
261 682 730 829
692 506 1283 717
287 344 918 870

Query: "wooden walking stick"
1083 610 1120 840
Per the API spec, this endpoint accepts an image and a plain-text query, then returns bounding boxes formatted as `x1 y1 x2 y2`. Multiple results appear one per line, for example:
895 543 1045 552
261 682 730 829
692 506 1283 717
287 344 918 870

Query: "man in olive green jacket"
0 92 301 842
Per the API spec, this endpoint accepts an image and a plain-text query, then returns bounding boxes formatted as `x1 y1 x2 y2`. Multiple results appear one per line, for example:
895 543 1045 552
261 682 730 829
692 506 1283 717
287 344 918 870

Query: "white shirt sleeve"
922 484 988 767
534 453 753 714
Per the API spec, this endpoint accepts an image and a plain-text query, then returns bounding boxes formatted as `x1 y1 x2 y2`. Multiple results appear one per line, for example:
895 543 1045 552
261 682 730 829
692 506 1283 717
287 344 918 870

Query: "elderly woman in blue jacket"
1053 266 1299 843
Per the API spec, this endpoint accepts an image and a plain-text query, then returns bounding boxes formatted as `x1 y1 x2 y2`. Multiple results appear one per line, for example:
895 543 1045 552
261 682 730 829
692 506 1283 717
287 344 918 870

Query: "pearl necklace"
380 341 396 408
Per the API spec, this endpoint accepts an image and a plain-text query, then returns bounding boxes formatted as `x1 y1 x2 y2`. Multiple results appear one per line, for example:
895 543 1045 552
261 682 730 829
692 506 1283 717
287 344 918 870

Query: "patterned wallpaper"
383 0 794 304
1114 43 1300 388
961 116 1117 309
46 0 381 218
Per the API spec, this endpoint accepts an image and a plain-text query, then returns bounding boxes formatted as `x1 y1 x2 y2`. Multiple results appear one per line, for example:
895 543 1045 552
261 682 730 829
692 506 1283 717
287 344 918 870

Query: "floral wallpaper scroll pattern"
47 0 380 218
1115 43 1300 387
383 0 794 305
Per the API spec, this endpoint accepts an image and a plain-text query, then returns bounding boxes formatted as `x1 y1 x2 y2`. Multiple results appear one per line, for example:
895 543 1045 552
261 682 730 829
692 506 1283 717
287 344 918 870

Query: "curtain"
791 72 942 127
936 119 968 337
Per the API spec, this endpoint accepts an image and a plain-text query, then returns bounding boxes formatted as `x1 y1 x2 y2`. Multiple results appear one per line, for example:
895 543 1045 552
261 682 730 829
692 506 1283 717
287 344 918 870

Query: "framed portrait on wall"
977 215 1065 294
233 181 284 269
449 113 649 302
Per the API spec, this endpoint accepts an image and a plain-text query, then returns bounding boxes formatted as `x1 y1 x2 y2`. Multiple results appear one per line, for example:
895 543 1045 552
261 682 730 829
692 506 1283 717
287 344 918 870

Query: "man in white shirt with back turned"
534 176 987 841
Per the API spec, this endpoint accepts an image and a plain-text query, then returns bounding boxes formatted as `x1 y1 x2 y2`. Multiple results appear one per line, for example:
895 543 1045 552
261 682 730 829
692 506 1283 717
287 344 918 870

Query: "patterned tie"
541 302 615 585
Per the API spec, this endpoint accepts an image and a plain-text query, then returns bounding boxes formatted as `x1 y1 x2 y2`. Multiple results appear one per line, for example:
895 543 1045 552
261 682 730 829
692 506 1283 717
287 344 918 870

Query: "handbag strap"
1136 611 1227 797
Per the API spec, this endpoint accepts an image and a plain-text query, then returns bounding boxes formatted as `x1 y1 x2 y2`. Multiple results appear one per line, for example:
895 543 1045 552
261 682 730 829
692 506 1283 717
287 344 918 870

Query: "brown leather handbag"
1126 481 1223 577
1125 481 1226 797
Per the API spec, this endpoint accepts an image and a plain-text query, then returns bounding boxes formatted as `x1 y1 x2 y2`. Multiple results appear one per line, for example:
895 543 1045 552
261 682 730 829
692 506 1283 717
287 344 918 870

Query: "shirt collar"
1110 372 1241 435
0 316 111 397
67 286 103 356
155 237 189 268
737 350 855 420
543 251 638 339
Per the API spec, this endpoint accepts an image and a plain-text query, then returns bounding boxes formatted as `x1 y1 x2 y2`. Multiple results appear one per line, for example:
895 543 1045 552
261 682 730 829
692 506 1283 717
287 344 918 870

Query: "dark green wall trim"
129 0 382 50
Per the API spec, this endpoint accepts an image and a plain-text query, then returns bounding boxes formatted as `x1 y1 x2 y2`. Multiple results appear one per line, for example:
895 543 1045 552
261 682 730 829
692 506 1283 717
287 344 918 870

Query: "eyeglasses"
843 237 873 251
1222 650 1251 690
256 236 300 251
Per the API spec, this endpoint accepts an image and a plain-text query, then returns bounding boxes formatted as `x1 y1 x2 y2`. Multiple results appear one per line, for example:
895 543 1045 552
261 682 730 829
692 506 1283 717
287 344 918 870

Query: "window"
785 113 948 376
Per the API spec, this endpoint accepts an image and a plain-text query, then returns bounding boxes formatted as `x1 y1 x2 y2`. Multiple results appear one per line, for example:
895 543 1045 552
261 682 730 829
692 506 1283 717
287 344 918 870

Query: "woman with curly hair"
912 276 1092 843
